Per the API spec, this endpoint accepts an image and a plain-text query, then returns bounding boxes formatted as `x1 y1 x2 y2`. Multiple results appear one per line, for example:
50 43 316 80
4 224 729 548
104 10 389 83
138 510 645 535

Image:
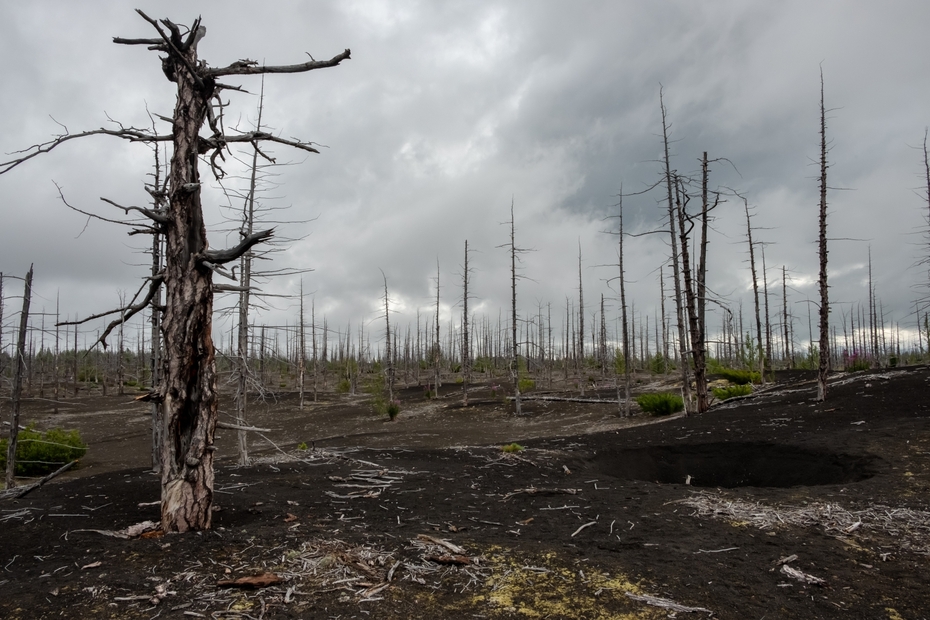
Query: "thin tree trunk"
816 70 831 401
743 198 765 384
617 194 631 417
5 265 33 489
509 201 522 415
462 240 470 406
659 89 691 408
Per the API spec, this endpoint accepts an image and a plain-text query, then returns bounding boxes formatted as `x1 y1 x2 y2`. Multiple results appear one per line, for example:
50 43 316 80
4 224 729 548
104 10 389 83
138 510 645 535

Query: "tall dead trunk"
381 270 394 404
659 89 692 410
616 193 631 417
743 198 765 383
434 260 441 394
5 265 33 489
508 201 522 415
298 281 306 409
462 240 471 406
577 241 585 395
816 70 831 401
674 180 709 413
782 266 792 368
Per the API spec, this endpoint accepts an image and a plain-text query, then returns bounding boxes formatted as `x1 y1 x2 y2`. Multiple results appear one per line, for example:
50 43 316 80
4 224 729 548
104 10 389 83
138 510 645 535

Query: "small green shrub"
336 378 351 393
386 400 401 421
0 426 87 476
716 368 760 385
635 393 684 416
518 377 536 392
502 443 524 453
711 384 753 400
297 442 308 451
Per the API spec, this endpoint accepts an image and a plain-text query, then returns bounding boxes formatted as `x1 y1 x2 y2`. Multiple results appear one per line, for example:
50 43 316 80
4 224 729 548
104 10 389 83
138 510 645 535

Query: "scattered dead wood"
415 534 467 555
216 572 283 589
514 395 619 404
71 520 159 539
625 592 713 614
424 554 471 565
502 486 581 501
0 460 77 501
780 564 825 586
680 491 930 554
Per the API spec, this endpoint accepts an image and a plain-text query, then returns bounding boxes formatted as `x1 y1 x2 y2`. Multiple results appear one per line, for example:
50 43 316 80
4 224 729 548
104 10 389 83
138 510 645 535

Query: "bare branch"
200 229 274 265
99 197 168 224
208 49 351 77
1 127 169 175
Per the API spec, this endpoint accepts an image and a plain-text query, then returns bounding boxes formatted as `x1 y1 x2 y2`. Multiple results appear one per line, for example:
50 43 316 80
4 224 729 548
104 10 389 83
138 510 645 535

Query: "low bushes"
716 368 761 385
0 426 87 476
635 393 684 416
712 384 753 400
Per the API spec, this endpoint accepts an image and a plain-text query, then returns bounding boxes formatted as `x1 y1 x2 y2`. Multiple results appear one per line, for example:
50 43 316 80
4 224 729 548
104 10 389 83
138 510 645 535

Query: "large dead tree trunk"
3 14 345 532
817 71 831 401
674 180 709 413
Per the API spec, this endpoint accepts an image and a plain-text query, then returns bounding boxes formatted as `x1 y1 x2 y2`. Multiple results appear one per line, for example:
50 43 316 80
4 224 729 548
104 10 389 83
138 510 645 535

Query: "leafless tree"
5 265 33 489
381 270 394 404
659 89 692 411
0 12 349 531
817 70 831 401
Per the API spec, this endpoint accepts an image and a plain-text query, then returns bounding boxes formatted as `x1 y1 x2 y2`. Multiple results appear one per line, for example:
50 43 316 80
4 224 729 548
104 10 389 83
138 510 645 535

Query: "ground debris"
679 491 930 554
780 564 826 586
625 592 713 614
71 520 159 539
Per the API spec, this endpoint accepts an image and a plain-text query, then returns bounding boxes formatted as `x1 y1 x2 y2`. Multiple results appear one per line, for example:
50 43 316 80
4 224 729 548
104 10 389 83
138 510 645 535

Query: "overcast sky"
2 1 929 357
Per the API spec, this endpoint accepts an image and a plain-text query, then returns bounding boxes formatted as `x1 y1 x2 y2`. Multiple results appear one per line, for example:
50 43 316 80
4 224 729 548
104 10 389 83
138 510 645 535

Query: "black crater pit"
596 442 879 488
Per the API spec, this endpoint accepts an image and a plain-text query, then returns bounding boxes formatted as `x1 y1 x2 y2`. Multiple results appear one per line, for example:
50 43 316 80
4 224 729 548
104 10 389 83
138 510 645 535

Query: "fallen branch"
503 487 581 501
571 521 597 537
780 564 825 586
416 534 467 555
216 421 271 432
625 592 713 614
0 460 77 500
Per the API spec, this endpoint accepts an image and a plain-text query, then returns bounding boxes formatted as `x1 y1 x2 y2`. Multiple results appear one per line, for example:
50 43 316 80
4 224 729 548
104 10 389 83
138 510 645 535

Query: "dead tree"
674 178 711 412
500 200 531 415
742 197 765 382
461 240 472 406
659 89 692 411
577 241 585 394
817 70 831 401
1 12 349 531
381 270 394 404
5 265 33 489
607 190 632 416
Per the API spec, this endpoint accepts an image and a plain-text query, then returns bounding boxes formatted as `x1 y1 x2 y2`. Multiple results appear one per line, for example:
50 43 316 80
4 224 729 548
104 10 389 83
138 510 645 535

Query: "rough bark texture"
817 72 831 401
675 183 709 413
659 90 692 412
158 35 219 531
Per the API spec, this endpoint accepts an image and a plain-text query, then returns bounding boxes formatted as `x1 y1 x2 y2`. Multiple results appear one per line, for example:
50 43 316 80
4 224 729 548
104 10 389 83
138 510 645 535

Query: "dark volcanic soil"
2 368 929 619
